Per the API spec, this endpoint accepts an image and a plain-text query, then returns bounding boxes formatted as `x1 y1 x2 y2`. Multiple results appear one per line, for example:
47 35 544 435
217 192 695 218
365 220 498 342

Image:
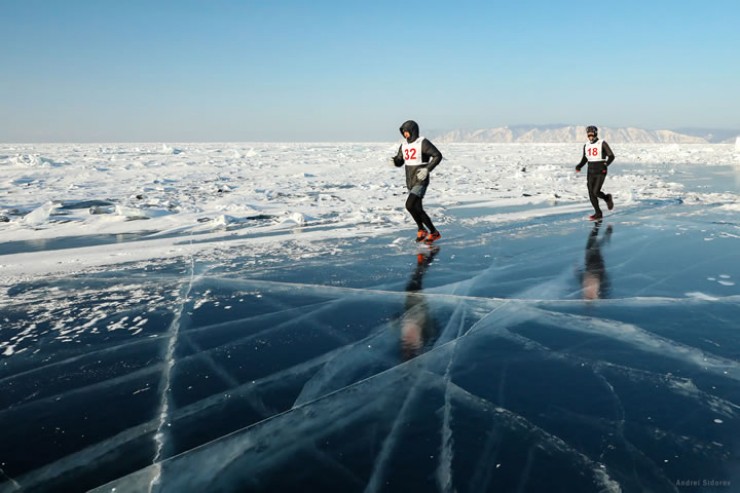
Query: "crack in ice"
149 255 199 492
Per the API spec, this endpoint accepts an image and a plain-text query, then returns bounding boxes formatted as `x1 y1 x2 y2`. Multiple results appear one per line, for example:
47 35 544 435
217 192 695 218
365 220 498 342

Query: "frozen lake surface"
1 143 739 492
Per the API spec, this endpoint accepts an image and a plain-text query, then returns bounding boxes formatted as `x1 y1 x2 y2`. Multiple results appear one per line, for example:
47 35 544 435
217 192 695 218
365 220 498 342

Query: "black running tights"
406 194 436 232
587 173 608 214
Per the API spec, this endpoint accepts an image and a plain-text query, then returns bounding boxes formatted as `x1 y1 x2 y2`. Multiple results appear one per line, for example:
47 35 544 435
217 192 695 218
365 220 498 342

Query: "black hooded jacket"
393 120 443 189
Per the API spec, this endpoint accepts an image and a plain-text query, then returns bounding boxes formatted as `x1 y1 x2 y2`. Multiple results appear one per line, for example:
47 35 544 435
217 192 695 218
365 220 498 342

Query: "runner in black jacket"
392 120 443 243
575 125 615 221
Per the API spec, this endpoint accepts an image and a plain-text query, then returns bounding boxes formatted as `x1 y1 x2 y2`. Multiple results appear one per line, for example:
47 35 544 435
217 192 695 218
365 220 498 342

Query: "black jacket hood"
399 120 420 143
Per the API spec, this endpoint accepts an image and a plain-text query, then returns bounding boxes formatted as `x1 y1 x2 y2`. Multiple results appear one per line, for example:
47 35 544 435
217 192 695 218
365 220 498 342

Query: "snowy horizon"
2 123 739 145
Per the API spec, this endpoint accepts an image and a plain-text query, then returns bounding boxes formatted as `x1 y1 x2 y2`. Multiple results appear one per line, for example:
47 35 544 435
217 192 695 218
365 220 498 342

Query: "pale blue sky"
1 0 738 142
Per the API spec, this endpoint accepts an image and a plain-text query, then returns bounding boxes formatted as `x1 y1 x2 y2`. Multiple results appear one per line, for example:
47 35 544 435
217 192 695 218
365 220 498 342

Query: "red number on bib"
404 148 417 160
587 148 598 157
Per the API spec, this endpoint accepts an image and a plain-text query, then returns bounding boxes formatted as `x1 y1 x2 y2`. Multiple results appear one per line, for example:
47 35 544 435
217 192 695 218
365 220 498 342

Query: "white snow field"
1 142 738 283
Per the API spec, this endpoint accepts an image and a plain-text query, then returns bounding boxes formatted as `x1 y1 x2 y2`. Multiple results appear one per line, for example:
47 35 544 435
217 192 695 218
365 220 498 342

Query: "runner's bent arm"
422 140 443 172
576 145 588 170
393 145 404 167
602 142 615 166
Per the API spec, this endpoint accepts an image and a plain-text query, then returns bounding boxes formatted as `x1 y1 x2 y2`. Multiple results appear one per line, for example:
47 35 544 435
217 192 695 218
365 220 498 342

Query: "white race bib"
401 137 425 167
585 139 604 161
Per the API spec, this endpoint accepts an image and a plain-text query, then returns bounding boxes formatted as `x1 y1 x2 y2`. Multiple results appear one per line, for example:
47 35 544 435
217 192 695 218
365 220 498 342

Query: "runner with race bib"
391 120 444 243
575 125 616 221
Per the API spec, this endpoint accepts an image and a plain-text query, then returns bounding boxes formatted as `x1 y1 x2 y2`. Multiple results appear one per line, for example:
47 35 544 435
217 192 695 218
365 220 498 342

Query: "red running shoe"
588 213 603 221
425 231 441 244
416 229 428 242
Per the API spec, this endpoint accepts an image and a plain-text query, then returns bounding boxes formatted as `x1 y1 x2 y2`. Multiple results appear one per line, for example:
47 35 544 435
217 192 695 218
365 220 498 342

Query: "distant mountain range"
432 125 739 144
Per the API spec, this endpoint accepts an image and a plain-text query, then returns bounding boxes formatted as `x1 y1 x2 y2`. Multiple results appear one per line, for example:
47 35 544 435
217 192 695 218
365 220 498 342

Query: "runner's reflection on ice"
400 246 440 360
579 222 613 300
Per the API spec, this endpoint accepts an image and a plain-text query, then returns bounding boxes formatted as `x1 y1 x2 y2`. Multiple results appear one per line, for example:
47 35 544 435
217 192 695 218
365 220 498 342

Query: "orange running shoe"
424 231 441 244
415 229 428 242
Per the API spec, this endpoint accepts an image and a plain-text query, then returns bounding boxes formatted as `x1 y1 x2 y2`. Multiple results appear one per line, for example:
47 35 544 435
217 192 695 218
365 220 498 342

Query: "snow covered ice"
1 142 740 492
